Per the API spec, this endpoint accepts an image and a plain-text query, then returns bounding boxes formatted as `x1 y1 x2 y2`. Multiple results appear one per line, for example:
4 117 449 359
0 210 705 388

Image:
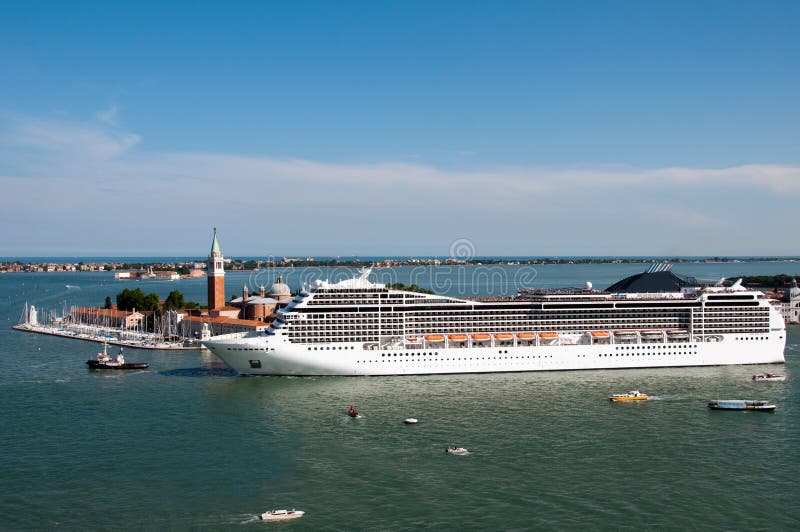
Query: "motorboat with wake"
609 390 649 402
260 509 304 521
347 405 361 418
752 373 786 382
86 343 149 370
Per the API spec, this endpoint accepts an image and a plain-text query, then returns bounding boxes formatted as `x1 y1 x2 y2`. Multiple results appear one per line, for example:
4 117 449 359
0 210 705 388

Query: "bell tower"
207 228 226 310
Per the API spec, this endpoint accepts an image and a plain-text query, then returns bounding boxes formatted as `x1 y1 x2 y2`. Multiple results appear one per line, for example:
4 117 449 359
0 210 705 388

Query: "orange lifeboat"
494 333 514 341
406 336 420 343
666 329 689 335
448 334 468 342
424 335 445 342
516 332 535 340
590 331 611 338
471 333 491 341
538 332 558 339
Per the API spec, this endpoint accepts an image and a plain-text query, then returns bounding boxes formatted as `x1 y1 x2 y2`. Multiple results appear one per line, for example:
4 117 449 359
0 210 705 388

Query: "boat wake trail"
236 514 262 525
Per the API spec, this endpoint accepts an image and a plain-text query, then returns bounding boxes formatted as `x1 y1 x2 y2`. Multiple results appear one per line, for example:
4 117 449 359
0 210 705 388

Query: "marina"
12 303 200 350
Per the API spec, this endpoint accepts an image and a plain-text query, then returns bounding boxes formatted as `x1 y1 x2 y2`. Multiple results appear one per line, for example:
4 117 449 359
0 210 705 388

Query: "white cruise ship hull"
203 333 786 376
203 267 787 376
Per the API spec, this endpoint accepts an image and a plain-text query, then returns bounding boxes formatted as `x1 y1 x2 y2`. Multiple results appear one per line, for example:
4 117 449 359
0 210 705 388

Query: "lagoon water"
1 262 799 530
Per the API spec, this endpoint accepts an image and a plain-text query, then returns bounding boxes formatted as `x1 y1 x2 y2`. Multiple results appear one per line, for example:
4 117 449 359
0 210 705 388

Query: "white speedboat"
445 446 469 455
404 418 418 424
752 373 786 382
260 509 304 522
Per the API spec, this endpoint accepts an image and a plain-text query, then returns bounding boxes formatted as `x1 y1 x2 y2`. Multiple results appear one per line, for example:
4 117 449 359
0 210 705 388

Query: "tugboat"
86 344 149 370
609 390 649 402
259 509 304 522
707 400 776 411
752 373 786 382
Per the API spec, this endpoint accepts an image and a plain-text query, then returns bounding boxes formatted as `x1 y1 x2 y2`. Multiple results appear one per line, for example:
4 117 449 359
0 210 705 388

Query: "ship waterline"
203 267 787 376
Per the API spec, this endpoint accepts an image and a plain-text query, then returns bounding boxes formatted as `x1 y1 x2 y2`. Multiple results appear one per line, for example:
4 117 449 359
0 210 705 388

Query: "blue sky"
1 1 799 257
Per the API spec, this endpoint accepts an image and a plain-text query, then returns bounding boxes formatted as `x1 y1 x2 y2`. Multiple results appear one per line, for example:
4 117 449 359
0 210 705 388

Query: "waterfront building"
72 306 145 329
765 279 800 324
179 315 270 338
230 284 279 322
229 276 293 322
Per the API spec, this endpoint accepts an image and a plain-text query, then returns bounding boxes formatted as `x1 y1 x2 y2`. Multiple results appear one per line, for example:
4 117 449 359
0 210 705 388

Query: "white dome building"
269 275 292 302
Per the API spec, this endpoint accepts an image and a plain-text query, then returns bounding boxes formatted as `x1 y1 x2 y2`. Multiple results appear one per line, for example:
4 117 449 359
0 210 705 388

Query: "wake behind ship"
203 266 786 376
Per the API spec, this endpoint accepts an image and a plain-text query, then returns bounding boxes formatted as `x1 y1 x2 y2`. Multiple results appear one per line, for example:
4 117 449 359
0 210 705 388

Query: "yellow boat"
609 390 649 402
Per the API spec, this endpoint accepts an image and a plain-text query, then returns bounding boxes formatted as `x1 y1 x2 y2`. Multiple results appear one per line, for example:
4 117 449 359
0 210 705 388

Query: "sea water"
0 263 798 530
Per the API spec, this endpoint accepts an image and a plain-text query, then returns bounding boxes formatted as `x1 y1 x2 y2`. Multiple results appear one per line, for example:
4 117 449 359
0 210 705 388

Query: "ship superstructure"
203 267 786 376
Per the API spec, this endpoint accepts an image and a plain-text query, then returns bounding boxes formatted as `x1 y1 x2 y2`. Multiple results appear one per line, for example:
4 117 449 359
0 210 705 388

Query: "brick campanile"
207 228 226 310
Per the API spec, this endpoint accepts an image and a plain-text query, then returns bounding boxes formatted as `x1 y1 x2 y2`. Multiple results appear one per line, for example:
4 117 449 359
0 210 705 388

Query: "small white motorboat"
445 446 469 455
752 373 786 382
260 509 304 522
404 418 418 424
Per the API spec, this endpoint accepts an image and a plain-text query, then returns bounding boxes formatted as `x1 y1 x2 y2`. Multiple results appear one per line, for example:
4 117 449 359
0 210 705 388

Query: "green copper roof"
210 228 221 255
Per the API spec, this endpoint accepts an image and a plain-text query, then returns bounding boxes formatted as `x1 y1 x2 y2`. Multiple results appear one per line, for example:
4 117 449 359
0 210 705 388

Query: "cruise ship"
203 265 786 376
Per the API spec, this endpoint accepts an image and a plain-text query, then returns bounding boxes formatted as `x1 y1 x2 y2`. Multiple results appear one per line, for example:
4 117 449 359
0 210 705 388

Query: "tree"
387 283 435 294
117 288 145 311
104 296 113 309
164 290 185 311
142 292 161 312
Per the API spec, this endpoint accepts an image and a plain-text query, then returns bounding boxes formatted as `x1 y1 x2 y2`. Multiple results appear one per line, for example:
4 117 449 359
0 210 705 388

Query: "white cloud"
95 104 119 126
1 112 798 255
2 113 800 195
1 113 140 162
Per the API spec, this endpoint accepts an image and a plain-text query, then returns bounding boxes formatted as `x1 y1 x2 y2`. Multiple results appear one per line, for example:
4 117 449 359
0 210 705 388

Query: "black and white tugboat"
86 343 149 370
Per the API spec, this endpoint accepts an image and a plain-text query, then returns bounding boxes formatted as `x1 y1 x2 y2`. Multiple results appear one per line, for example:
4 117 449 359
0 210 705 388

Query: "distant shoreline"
2 256 800 274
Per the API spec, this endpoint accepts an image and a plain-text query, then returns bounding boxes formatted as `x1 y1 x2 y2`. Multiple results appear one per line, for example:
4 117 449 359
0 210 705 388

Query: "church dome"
269 275 292 300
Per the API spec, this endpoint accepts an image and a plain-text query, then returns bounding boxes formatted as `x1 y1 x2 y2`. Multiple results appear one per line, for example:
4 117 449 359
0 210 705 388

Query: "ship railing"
206 331 252 340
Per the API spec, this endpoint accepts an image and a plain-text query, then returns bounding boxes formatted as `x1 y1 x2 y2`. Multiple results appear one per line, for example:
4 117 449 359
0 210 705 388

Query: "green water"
1 269 798 530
